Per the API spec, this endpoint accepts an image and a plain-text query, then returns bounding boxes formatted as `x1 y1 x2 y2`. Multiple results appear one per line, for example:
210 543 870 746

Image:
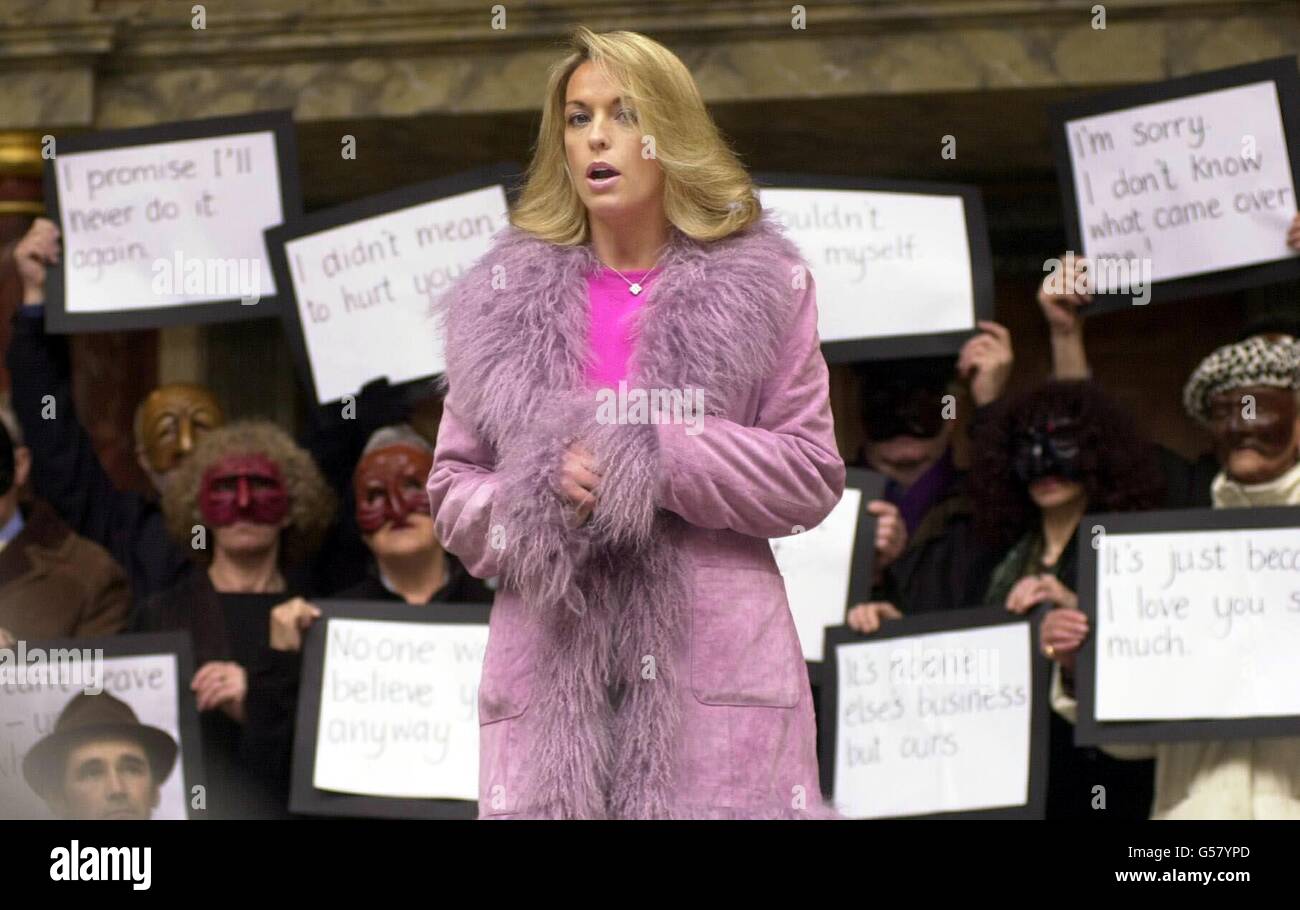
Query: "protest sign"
757 173 993 362
771 468 884 664
1051 57 1300 309
268 165 514 405
0 633 201 820
1075 506 1300 745
820 609 1048 819
43 111 300 331
290 601 489 818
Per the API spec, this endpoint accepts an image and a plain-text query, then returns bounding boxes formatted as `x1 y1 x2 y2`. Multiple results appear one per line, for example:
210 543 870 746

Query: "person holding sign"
136 420 335 819
846 330 1013 633
972 379 1165 819
6 217 226 613
1035 212 1300 508
429 28 845 819
1045 335 1300 819
337 425 492 604
246 425 493 813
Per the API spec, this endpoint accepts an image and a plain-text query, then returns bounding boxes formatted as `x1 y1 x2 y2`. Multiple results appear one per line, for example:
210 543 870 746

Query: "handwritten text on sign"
1065 81 1297 283
771 486 862 662
284 185 508 403
1095 526 1300 721
833 623 1031 818
55 130 283 311
312 618 488 800
761 187 975 342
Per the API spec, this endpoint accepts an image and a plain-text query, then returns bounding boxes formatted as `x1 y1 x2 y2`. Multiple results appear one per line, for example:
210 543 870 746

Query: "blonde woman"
430 27 845 818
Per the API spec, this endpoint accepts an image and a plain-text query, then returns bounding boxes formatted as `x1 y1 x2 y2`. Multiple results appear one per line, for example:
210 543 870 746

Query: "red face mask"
353 444 434 533
199 453 290 527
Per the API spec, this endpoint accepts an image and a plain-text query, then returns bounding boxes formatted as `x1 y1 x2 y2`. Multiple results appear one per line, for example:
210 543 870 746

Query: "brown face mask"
137 384 225 475
353 444 434 533
1208 384 1299 473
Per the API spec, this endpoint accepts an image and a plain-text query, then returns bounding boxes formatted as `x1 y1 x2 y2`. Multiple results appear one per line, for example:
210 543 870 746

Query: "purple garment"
428 211 845 819
884 447 957 537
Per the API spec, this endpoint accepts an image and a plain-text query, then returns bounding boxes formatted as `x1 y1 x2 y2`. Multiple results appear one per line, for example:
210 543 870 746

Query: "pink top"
585 266 658 387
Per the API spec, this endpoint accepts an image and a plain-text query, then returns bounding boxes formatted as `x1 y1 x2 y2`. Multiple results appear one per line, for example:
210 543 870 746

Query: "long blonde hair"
510 26 760 245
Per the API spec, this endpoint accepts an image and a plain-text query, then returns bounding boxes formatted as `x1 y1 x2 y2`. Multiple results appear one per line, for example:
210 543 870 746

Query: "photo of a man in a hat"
22 691 178 820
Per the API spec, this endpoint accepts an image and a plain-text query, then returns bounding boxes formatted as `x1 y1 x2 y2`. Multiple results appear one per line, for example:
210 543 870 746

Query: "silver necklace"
597 244 668 295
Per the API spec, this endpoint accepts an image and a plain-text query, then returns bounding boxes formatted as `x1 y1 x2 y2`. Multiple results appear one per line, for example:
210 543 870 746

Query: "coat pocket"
690 565 801 708
478 591 535 725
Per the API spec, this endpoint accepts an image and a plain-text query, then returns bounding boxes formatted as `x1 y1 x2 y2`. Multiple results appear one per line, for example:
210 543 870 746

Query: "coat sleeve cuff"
587 417 660 550
492 399 594 613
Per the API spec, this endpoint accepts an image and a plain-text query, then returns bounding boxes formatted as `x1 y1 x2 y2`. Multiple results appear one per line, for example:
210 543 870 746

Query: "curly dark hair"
970 379 1164 551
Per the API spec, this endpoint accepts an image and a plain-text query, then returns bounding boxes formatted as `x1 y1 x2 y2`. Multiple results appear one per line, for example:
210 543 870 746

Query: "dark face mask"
353 444 434 534
1012 416 1083 485
862 384 947 442
1207 385 1297 463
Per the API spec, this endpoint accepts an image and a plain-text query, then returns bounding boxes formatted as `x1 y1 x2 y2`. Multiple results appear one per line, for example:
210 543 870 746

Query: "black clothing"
7 307 190 614
873 470 1001 615
1157 446 1217 510
333 560 494 604
138 570 299 819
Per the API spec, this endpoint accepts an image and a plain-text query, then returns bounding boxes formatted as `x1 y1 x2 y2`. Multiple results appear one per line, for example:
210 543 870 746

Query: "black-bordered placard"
1049 56 1300 313
1074 505 1300 746
818 607 1049 819
266 164 521 408
753 172 994 363
42 110 301 333
771 468 885 684
289 599 490 819
0 632 204 820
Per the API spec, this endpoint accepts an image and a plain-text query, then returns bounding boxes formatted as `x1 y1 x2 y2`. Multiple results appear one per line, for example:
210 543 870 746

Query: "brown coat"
0 501 129 640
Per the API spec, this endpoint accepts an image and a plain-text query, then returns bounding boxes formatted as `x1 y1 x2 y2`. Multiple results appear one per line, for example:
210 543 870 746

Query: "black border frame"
753 171 995 363
1049 56 1300 313
1074 504 1300 746
289 599 489 819
15 631 205 820
803 467 884 686
42 110 302 333
266 163 522 409
818 606 1050 819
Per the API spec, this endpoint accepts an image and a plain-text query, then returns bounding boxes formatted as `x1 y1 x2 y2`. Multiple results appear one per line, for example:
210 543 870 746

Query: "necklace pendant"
629 282 642 295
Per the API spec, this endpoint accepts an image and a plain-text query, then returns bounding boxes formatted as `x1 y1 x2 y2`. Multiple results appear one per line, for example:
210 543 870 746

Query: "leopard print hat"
1183 335 1300 424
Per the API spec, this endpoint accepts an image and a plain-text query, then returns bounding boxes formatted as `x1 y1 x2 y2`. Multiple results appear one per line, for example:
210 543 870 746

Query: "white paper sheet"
832 622 1032 818
1094 526 1300 720
56 130 283 311
771 486 862 661
1064 80 1297 284
760 187 976 342
283 185 508 402
311 618 488 800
